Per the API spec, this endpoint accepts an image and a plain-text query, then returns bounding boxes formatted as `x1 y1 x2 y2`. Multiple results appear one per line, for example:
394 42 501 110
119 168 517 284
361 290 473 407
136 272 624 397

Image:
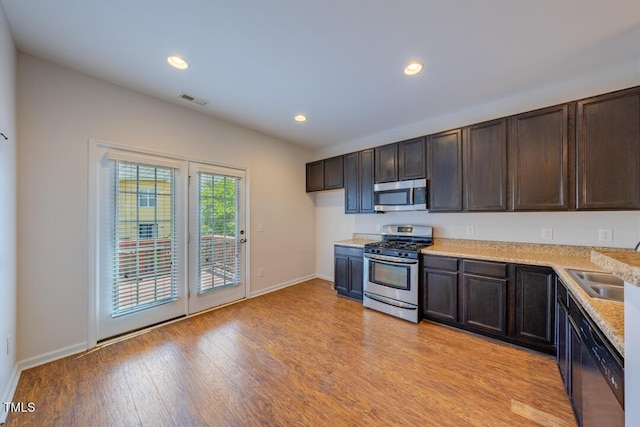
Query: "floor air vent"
179 93 208 106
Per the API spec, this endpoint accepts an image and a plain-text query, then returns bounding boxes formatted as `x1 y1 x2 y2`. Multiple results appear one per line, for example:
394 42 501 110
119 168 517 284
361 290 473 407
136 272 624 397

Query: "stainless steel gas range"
363 225 433 323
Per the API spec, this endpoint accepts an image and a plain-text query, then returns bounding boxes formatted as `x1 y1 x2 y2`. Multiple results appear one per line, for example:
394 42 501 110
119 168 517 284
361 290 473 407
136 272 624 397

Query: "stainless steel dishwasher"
578 308 624 426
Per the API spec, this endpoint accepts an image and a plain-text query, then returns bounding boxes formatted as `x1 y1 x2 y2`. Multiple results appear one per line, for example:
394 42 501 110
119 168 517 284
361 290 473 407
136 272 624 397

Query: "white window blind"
198 172 241 293
112 161 178 316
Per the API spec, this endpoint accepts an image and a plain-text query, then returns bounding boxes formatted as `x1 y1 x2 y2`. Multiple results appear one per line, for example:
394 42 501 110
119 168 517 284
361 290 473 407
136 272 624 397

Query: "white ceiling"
2 0 640 150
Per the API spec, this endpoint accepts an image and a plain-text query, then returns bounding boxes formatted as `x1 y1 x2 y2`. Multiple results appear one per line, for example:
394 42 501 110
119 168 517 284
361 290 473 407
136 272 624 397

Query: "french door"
93 144 246 341
188 163 246 313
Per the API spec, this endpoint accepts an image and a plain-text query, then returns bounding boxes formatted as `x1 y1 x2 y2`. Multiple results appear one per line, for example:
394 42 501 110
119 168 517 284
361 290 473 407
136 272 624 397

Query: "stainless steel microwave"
374 179 428 212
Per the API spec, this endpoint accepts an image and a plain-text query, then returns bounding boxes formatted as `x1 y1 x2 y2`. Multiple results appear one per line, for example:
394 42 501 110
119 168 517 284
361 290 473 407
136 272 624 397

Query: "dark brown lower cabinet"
556 280 570 391
514 266 556 352
422 256 459 323
334 246 363 301
462 260 508 337
421 255 556 354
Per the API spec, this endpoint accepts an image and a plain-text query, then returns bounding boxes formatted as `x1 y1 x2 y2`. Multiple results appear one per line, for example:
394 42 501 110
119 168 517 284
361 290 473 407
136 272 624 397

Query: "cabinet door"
556 281 570 391
428 129 463 212
399 137 427 180
323 155 344 190
422 269 459 323
569 312 582 425
577 87 640 209
374 143 398 183
557 299 569 389
334 246 364 301
306 160 324 192
359 149 375 213
344 153 359 213
510 104 570 210
348 256 364 301
344 149 375 214
464 119 508 211
514 266 555 352
462 274 507 336
334 254 349 296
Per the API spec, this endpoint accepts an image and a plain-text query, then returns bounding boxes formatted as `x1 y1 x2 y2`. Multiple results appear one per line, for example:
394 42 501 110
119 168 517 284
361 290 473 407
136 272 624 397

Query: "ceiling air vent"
179 92 208 106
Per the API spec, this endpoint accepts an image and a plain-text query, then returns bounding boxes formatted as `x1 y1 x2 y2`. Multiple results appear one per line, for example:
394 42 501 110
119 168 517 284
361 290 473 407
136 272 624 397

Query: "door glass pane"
370 262 410 290
198 172 240 293
376 190 410 206
112 162 177 316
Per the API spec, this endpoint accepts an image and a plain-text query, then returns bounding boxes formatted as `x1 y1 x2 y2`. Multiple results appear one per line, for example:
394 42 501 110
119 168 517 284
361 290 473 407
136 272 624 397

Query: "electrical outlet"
6 335 11 356
541 228 553 240
376 224 382 232
466 226 475 236
258 268 264 277
598 229 613 242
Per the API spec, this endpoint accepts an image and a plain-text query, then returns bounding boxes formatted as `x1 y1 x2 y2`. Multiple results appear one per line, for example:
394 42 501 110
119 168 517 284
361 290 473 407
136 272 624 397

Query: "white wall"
0 2 18 422
315 60 640 280
315 190 355 280
625 282 640 424
317 59 640 159
16 53 316 363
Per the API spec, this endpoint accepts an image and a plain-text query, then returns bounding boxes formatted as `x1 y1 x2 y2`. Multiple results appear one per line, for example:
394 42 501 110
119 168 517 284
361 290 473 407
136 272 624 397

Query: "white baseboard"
16 342 88 374
316 273 333 282
1 365 21 424
249 274 316 298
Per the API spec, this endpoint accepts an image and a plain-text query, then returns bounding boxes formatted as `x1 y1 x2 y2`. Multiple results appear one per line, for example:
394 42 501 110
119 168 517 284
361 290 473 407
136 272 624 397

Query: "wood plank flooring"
4 279 576 426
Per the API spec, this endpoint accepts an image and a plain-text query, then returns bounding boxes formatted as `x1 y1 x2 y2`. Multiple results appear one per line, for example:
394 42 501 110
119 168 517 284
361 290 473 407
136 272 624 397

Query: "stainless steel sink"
565 269 624 302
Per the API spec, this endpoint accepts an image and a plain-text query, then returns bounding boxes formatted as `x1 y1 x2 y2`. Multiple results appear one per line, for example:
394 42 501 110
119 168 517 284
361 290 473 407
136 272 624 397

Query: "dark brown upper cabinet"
463 119 508 211
374 143 399 183
577 87 640 209
375 138 427 183
509 104 571 210
344 149 375 214
428 129 463 212
305 160 324 192
305 156 344 193
323 156 344 190
399 137 427 180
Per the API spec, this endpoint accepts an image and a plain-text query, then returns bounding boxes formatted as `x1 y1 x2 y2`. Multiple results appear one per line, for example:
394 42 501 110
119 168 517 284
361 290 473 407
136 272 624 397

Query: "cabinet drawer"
463 259 508 278
335 245 364 258
423 255 458 271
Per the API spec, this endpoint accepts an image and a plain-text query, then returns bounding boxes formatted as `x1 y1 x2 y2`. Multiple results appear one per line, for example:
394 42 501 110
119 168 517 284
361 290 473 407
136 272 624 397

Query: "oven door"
363 253 418 305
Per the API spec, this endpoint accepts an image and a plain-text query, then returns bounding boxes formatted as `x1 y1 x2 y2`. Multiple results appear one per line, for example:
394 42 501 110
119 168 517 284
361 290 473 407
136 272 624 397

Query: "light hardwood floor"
4 279 576 426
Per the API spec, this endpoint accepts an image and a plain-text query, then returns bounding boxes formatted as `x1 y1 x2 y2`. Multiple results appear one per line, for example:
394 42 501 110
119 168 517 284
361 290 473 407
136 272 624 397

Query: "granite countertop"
333 236 627 356
591 250 640 287
334 238 379 248
334 233 381 248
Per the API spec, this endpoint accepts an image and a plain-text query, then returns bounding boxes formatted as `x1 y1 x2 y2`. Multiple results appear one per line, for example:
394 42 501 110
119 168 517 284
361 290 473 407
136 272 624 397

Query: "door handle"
239 238 247 244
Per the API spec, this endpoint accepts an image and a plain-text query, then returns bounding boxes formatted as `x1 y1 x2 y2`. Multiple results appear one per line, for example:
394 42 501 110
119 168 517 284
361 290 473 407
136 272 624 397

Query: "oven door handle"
364 292 417 310
364 253 418 265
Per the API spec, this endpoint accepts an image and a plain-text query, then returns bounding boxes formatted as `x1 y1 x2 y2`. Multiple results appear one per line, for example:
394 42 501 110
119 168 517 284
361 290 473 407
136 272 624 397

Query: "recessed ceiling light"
167 55 189 70
294 114 307 122
404 62 423 76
